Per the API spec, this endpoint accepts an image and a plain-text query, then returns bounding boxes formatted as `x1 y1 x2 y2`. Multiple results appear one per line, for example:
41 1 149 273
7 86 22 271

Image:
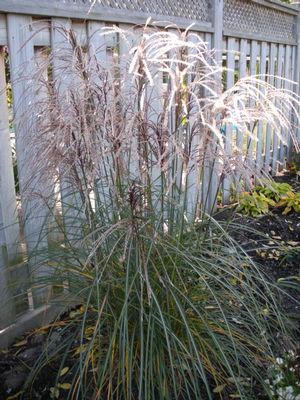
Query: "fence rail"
0 0 299 345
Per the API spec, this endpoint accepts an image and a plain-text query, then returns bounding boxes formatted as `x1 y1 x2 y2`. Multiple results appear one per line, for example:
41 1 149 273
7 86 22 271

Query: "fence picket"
0 48 19 258
264 43 277 173
272 44 284 175
222 37 235 203
87 21 111 217
7 14 52 307
51 18 85 246
287 45 297 160
204 31 218 214
256 41 267 176
246 40 259 183
279 45 292 170
235 38 247 192
186 32 204 220
0 47 19 328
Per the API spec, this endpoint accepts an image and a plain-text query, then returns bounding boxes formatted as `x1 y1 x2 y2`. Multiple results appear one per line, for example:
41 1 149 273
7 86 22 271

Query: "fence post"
213 0 224 66
205 0 223 213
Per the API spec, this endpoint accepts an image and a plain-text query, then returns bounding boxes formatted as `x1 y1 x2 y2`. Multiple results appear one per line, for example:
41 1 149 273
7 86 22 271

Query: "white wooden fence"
0 0 299 344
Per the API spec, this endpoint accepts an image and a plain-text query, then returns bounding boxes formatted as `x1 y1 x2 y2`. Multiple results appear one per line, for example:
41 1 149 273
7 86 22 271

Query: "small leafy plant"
238 191 275 217
256 182 292 202
238 182 300 217
277 192 300 215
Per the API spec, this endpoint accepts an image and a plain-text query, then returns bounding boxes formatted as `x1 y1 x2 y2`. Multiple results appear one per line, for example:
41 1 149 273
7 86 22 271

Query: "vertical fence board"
119 24 140 181
87 21 110 216
0 226 16 329
264 43 277 173
287 45 297 160
7 14 50 307
272 44 284 175
186 32 204 220
235 38 247 192
279 45 292 170
294 9 300 143
0 47 18 328
0 48 19 257
256 41 267 176
222 37 235 203
205 0 223 214
201 32 216 214
51 17 84 246
246 40 259 181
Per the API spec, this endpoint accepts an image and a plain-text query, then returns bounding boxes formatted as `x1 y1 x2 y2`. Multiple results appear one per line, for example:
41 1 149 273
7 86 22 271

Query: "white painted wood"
292 8 300 144
87 21 107 65
163 27 180 227
222 37 235 203
278 45 292 170
287 45 297 160
271 44 284 175
202 32 219 214
119 24 140 181
0 235 16 328
87 21 112 216
264 43 277 173
255 41 267 175
223 31 296 47
0 1 214 33
0 48 19 257
1 0 295 22
186 32 204 220
0 47 20 328
235 38 247 193
0 15 51 47
51 17 84 244
72 20 87 48
145 41 164 215
7 14 51 307
205 0 223 214
213 0 224 66
245 40 259 182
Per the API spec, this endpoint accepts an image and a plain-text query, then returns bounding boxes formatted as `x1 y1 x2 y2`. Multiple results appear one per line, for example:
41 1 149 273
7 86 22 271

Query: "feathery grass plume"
14 23 300 399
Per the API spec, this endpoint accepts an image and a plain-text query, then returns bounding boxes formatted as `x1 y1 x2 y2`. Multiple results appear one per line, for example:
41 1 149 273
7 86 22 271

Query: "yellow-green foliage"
238 182 300 217
256 182 292 202
238 191 275 217
277 192 300 215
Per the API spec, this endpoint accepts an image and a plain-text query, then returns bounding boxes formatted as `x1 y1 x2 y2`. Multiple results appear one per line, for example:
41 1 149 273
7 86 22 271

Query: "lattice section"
55 0 211 22
224 0 296 42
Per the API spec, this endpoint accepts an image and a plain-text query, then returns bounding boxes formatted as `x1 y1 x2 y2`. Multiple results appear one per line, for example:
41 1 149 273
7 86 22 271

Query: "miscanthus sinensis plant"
18 23 300 399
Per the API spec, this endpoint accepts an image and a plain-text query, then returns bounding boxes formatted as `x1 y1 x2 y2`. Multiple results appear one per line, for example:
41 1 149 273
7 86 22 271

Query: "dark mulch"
215 173 300 319
0 173 299 400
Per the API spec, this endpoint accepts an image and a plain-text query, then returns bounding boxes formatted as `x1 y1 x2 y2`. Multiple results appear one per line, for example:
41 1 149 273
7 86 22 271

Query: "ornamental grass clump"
18 23 300 399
